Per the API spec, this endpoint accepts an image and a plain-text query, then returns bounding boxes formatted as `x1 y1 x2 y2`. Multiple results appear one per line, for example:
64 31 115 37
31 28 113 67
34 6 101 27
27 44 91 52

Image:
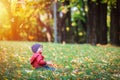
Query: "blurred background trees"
0 0 119 46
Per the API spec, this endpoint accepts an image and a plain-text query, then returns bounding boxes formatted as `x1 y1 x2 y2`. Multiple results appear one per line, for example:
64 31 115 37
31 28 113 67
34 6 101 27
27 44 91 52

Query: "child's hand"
47 61 51 64
46 61 55 66
46 61 57 67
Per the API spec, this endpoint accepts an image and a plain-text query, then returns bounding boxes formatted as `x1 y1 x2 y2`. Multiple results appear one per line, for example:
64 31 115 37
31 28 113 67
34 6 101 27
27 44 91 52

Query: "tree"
36 14 53 42
53 1 58 43
97 2 107 44
87 0 107 45
57 0 72 43
71 0 87 43
0 0 54 41
87 0 98 45
110 0 120 46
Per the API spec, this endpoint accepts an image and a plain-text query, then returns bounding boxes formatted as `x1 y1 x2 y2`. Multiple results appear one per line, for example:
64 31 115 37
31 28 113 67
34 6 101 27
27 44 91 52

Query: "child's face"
37 46 43 53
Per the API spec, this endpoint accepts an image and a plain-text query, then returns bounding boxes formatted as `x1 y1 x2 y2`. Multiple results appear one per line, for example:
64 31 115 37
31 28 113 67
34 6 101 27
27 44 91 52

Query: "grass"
0 41 120 80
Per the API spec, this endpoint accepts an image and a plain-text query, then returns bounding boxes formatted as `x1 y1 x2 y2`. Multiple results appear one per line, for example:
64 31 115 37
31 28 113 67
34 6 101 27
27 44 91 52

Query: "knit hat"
31 43 42 53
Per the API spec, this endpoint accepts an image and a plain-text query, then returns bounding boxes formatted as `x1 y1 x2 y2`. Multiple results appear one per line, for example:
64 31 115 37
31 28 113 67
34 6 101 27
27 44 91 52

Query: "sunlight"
0 2 9 27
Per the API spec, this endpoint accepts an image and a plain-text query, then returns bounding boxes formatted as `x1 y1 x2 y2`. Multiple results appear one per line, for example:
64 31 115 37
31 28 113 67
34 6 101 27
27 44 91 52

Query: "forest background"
0 0 120 46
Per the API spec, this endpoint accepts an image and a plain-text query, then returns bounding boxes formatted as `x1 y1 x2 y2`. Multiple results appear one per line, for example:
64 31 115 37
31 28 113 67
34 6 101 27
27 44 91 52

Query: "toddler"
30 43 55 71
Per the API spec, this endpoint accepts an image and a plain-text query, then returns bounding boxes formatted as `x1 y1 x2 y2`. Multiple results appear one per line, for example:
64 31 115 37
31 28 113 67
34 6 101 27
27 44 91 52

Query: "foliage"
0 41 120 79
0 0 53 41
0 0 119 43
58 0 87 43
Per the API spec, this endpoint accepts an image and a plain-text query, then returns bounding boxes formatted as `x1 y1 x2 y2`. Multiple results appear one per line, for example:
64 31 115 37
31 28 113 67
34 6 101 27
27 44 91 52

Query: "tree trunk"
97 3 107 44
57 0 72 43
61 14 67 43
62 0 72 43
36 14 53 42
66 5 72 43
87 0 107 45
110 0 120 46
75 20 79 43
87 0 98 45
56 2 67 43
118 0 120 45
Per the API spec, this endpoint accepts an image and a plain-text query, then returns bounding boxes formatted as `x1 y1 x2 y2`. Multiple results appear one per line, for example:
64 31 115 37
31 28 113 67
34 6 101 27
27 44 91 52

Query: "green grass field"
0 41 120 80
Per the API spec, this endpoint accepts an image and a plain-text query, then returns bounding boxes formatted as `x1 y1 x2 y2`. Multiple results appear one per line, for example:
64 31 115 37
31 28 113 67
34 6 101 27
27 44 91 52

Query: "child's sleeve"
39 60 46 66
30 54 39 64
37 55 46 66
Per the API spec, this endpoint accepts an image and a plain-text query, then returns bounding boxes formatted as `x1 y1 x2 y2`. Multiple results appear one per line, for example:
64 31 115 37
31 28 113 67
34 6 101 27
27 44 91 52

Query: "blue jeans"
36 65 55 71
43 65 55 71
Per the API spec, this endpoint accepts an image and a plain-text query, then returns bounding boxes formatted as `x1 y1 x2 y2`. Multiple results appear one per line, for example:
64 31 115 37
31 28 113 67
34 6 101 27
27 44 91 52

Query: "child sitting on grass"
30 43 55 71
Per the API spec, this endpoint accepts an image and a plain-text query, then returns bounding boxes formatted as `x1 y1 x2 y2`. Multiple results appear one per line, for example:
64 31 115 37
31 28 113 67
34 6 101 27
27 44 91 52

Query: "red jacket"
30 52 46 68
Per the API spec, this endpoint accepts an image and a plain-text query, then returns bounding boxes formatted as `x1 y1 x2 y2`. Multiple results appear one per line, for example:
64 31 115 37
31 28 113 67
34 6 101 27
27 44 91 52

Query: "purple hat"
31 43 42 53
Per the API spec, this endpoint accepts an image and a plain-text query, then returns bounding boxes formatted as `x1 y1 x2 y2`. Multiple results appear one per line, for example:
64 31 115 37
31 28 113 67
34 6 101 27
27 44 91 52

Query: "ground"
0 41 120 79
